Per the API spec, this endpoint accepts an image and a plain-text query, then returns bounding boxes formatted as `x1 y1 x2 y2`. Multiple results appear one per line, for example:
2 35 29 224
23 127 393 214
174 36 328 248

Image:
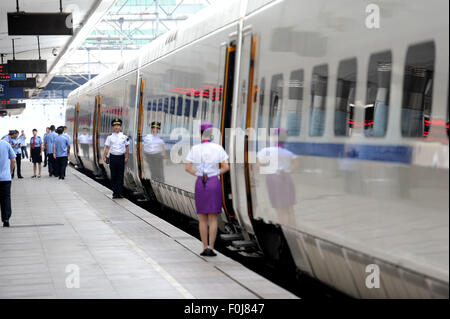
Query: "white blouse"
186 142 229 177
105 132 129 155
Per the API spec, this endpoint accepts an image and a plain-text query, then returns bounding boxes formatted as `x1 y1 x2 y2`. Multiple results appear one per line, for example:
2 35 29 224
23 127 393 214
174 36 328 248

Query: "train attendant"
143 121 166 182
185 122 229 257
30 129 43 178
53 126 71 180
0 139 16 227
43 127 50 167
11 130 23 179
103 118 130 199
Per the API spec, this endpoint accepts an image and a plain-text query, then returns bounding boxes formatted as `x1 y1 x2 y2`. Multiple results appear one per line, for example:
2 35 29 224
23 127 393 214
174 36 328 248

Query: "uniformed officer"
53 126 71 180
11 130 23 179
44 125 58 177
43 127 50 167
103 118 129 199
30 129 43 178
0 138 16 227
18 130 28 160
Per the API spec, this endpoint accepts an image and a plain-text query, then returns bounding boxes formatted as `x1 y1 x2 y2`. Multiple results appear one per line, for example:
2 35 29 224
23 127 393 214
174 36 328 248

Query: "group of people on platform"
0 125 71 228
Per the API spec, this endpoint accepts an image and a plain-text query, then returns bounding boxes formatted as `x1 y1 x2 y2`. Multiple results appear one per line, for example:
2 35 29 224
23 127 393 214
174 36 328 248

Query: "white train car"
66 0 449 298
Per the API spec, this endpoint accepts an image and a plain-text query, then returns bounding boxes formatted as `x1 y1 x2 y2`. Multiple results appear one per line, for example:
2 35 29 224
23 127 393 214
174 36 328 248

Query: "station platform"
0 160 298 299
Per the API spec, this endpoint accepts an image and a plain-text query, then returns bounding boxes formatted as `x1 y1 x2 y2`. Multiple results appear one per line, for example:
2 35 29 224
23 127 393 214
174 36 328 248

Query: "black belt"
110 154 125 157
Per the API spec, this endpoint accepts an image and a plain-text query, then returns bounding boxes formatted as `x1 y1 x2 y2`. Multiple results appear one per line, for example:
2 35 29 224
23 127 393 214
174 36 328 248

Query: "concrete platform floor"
0 159 298 299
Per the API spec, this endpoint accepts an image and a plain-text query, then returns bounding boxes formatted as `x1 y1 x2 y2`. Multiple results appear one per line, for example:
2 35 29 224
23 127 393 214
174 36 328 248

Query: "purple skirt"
195 176 223 214
265 173 296 208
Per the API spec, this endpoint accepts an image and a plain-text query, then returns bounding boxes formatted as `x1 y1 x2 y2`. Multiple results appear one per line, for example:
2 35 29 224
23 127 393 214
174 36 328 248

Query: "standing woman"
29 129 43 178
185 122 229 257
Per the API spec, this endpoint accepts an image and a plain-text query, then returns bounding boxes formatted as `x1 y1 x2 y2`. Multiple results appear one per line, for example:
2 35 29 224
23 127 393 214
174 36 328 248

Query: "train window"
287 70 303 136
184 97 191 130
365 51 392 137
202 90 210 121
401 41 435 138
309 65 328 137
257 78 265 129
215 86 223 129
335 58 357 136
193 98 199 119
269 74 283 130
176 96 183 130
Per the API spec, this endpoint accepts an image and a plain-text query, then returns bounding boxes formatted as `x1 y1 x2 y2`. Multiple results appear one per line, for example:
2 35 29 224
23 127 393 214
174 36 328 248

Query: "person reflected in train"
0 138 16 227
18 130 28 160
143 121 166 182
11 131 23 179
256 128 299 225
63 126 71 144
44 125 58 177
43 127 50 167
53 126 71 180
185 122 229 257
29 129 43 178
78 128 91 158
103 118 130 199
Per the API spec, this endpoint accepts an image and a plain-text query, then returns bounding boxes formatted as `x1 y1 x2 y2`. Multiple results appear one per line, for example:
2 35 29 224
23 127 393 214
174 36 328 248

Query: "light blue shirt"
11 137 21 154
1 135 10 142
45 131 58 154
63 133 71 144
18 135 26 147
0 140 16 182
30 136 43 148
54 134 70 157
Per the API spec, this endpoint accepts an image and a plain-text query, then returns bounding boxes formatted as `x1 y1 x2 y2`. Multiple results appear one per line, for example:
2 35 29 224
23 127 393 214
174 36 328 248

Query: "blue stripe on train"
161 137 413 164
284 142 413 164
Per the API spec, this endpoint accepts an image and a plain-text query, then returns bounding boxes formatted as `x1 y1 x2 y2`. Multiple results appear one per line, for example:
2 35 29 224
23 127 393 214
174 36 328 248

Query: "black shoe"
205 248 217 257
49 174 52 177
3 221 10 227
18 176 24 179
200 249 209 256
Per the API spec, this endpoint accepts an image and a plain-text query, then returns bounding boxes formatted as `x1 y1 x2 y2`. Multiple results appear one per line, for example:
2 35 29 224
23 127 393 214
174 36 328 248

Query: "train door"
92 95 102 175
229 32 258 236
136 78 145 181
73 103 80 165
220 44 237 221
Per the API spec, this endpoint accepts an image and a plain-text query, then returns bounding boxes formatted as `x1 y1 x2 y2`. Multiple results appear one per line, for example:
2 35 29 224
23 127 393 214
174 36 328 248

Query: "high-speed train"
65 0 449 298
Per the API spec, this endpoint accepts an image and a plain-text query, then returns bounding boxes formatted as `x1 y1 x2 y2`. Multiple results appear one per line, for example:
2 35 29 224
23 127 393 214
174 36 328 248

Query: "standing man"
0 138 16 227
44 125 58 177
30 129 43 178
11 130 23 179
53 126 70 180
103 118 129 199
18 130 28 160
43 127 50 167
